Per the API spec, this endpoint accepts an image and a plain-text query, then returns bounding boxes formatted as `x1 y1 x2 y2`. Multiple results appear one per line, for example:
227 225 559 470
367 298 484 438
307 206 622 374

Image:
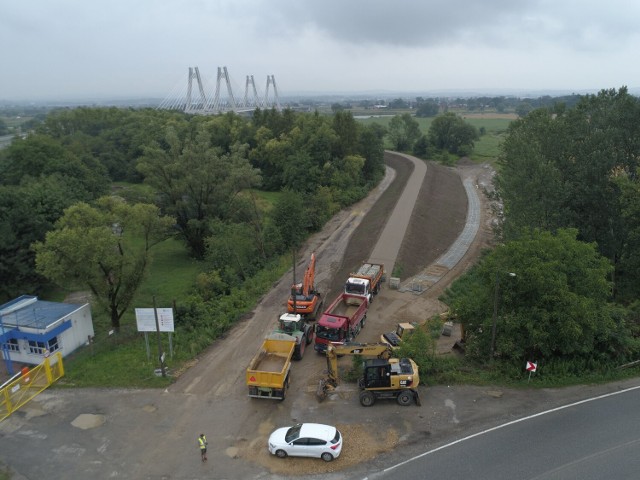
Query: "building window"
47 336 60 352
28 340 47 355
3 338 19 352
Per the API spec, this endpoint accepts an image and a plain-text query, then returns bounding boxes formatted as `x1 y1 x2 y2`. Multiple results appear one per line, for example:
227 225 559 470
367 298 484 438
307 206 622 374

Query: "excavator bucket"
316 379 328 402
414 390 422 406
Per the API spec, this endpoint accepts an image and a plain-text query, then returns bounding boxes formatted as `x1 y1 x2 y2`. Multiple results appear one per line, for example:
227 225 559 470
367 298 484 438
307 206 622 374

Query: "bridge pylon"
185 67 207 114
158 66 282 115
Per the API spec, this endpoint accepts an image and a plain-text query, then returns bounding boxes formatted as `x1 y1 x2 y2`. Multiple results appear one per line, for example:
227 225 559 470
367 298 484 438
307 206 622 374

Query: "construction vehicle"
287 252 323 319
314 293 368 353
273 313 314 360
344 262 384 303
246 333 296 400
381 322 416 348
316 342 421 407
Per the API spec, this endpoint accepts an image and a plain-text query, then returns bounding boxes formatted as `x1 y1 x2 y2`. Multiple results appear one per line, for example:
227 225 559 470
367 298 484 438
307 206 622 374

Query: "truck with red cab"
314 293 368 353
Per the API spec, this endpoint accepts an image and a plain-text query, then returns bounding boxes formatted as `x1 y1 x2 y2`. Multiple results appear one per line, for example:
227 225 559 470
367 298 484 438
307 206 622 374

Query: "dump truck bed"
246 337 296 390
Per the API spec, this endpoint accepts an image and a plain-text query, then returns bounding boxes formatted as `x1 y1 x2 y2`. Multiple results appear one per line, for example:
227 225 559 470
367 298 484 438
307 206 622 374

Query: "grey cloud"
261 0 531 47
257 0 640 52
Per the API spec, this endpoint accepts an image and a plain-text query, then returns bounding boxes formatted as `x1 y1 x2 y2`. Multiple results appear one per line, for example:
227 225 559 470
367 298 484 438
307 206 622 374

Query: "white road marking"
362 384 640 479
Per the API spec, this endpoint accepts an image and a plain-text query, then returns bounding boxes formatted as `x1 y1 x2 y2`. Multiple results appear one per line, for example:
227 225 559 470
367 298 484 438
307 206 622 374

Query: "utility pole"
490 274 501 360
490 272 516 360
152 295 166 378
291 249 297 314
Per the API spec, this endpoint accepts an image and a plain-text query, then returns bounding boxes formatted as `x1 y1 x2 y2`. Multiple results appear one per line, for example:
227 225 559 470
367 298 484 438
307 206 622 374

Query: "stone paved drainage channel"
399 177 480 294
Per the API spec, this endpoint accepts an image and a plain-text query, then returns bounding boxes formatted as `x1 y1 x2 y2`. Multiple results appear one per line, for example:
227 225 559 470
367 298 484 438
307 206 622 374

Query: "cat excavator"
287 252 323 320
316 342 421 407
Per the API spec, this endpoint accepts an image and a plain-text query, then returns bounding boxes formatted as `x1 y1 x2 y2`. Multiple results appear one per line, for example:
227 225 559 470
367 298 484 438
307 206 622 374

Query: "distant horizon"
2 85 638 107
4 2 640 103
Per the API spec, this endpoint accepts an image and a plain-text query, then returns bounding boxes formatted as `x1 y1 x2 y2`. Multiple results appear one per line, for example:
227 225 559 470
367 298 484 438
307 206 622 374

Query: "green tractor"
274 313 315 360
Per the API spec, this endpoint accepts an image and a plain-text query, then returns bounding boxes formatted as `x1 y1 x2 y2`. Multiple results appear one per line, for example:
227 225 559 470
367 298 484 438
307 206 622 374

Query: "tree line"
0 108 386 335
442 87 640 376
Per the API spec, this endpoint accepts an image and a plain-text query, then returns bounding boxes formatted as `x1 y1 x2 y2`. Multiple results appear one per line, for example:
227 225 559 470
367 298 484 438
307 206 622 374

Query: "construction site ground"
2 152 639 480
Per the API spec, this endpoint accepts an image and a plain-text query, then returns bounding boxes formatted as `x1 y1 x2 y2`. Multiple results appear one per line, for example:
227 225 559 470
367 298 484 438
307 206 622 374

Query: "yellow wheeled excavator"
316 342 421 407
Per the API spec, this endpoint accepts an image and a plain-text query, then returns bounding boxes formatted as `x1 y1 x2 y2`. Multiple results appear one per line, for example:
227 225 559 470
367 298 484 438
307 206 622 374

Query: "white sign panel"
135 308 175 332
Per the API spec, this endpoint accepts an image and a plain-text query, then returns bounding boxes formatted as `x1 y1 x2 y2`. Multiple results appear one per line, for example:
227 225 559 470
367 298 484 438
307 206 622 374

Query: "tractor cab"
278 313 302 333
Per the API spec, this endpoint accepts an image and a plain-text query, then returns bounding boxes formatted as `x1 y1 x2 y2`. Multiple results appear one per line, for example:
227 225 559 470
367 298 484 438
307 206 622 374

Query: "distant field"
354 111 515 163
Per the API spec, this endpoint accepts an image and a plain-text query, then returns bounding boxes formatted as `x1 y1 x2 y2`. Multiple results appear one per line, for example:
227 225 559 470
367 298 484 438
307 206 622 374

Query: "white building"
0 295 94 367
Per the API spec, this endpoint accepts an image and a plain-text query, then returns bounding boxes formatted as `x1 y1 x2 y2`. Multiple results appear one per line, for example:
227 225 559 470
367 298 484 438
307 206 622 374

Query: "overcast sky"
2 0 639 101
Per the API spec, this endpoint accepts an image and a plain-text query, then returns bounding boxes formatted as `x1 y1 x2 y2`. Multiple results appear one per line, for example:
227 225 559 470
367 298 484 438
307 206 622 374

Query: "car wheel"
359 390 375 407
397 390 413 406
361 314 366 328
321 452 334 462
275 449 288 458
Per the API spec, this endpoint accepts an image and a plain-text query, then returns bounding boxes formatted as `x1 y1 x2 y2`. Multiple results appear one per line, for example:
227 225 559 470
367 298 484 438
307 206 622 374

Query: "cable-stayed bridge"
158 66 281 114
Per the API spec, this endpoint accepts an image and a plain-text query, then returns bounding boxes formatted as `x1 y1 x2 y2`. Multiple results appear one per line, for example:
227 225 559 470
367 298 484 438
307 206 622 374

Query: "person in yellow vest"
198 433 208 462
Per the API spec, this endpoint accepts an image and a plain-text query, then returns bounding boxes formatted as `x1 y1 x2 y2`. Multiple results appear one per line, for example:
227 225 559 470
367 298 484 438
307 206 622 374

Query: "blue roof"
0 295 84 330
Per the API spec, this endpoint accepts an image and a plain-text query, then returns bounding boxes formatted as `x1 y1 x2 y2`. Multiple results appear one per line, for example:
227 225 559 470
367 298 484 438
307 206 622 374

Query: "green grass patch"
57 330 173 388
472 131 507 163
58 246 291 388
423 354 640 388
247 189 283 212
135 237 204 306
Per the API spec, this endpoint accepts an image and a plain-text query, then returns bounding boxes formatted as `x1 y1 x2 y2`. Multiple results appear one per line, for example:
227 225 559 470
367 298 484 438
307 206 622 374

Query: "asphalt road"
364 385 640 480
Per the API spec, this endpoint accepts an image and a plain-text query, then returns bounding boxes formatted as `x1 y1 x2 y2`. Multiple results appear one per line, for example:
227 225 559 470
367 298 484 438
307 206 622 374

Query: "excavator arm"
302 252 316 297
317 342 392 401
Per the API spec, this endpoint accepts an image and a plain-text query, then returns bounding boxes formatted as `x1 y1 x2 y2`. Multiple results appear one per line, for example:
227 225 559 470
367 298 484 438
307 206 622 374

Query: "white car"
268 423 342 462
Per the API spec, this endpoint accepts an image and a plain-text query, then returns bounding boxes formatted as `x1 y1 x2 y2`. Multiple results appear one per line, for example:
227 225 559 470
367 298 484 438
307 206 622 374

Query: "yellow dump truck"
246 333 296 400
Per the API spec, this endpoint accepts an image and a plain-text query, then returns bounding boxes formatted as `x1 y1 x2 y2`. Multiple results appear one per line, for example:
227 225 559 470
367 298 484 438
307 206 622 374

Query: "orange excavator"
287 253 323 320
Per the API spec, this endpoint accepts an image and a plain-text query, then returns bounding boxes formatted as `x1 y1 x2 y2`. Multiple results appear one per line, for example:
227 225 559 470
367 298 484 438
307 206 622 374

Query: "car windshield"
285 424 302 443
331 429 341 444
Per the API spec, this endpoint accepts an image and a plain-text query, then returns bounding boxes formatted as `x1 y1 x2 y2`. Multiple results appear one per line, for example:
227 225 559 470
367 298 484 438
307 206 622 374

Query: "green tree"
0 134 109 199
428 113 479 156
515 102 533 118
395 326 435 381
415 101 439 118
612 167 640 300
138 125 261 258
0 174 106 301
33 197 175 331
358 123 386 182
389 98 409 109
332 110 359 158
442 229 629 365
496 88 640 297
270 189 307 250
496 108 567 238
412 135 432 158
387 113 421 151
